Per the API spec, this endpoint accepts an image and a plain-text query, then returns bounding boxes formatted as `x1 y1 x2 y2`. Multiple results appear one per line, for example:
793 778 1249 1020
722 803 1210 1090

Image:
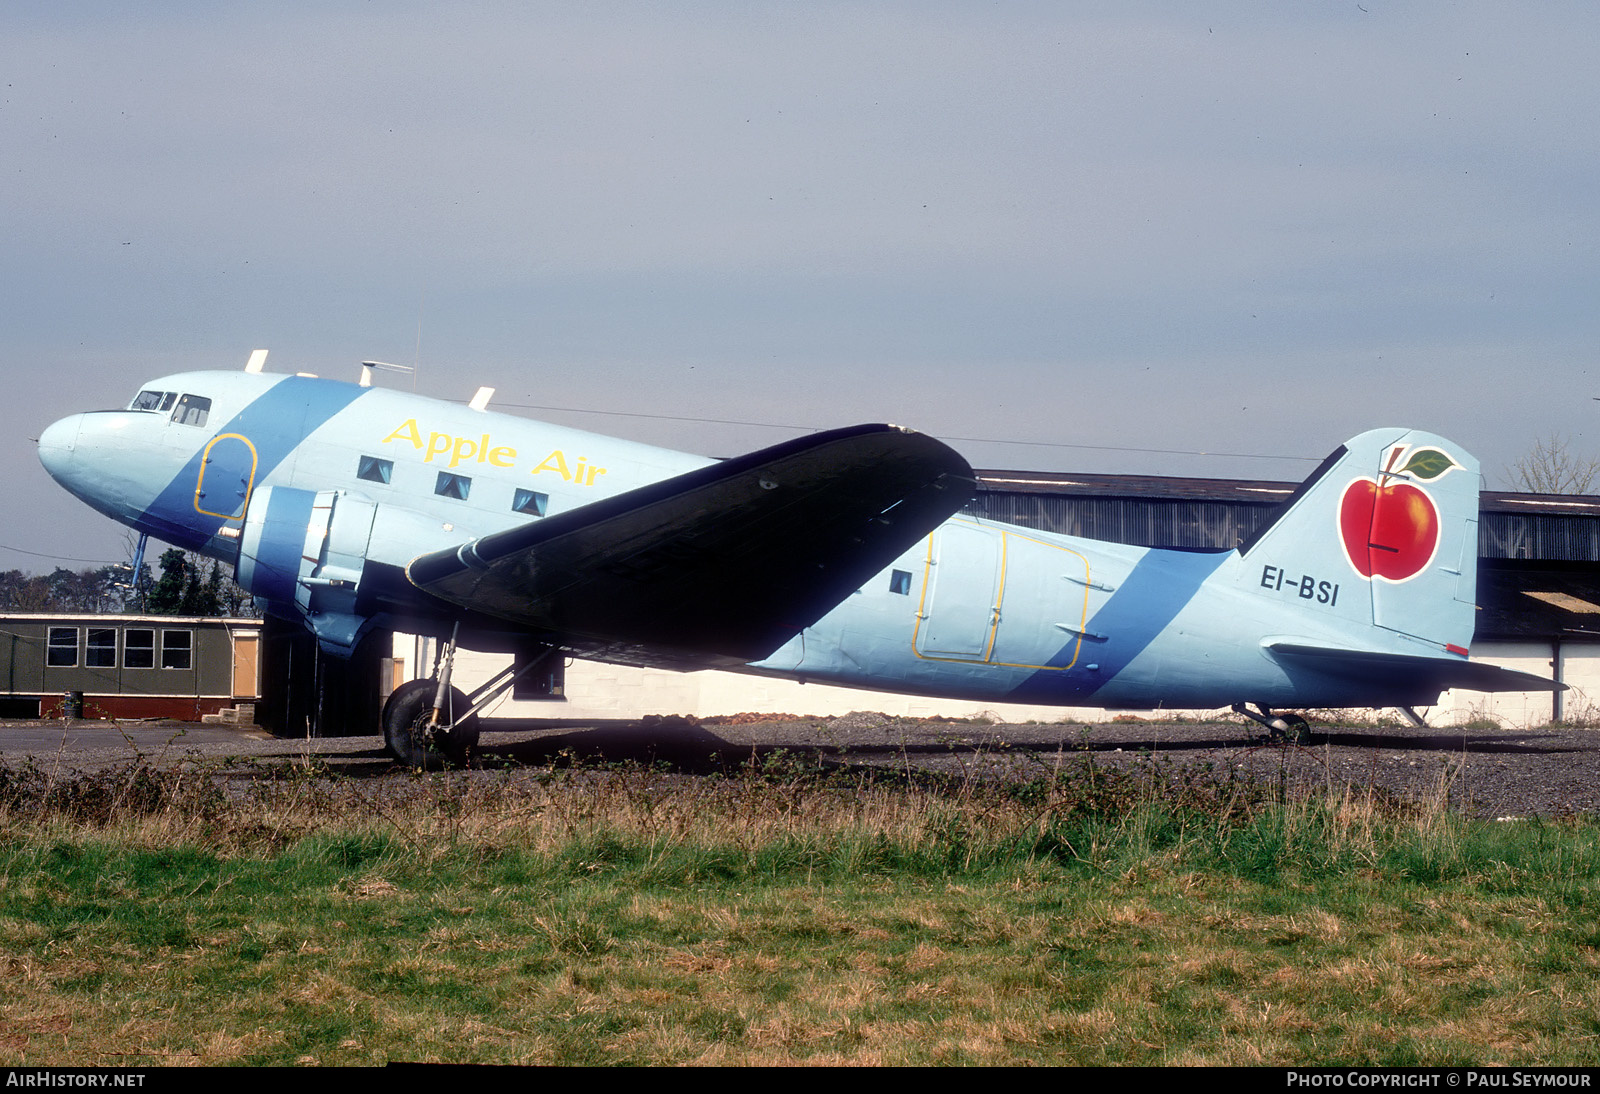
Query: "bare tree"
1507 433 1600 494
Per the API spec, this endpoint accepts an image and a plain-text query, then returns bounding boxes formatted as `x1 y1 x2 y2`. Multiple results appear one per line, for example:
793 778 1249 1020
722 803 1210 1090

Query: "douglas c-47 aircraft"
38 351 1560 764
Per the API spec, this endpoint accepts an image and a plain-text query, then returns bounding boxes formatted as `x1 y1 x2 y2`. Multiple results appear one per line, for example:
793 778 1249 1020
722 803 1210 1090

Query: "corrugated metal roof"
1482 491 1600 517
974 470 1296 504
976 469 1600 516
969 471 1600 561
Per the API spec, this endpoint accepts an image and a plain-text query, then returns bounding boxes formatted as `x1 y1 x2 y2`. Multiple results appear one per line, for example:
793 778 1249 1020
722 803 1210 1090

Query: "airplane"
37 350 1561 765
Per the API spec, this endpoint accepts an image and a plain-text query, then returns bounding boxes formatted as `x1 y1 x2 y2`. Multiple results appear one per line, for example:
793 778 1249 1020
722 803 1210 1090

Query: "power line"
941 434 1322 463
0 543 126 565
497 402 1322 463
498 402 817 433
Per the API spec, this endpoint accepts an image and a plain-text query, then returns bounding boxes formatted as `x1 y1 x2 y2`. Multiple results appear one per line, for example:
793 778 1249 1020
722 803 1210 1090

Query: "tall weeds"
0 750 1590 892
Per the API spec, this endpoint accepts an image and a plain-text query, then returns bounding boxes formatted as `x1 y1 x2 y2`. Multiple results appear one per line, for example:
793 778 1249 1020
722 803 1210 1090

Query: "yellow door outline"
911 523 1094 671
194 433 259 519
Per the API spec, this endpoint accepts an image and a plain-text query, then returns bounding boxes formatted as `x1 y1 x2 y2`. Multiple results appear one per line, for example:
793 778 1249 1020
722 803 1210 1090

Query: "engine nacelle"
236 485 378 656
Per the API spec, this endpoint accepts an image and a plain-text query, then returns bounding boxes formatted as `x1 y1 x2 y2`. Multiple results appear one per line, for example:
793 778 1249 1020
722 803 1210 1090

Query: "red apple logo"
1338 446 1458 582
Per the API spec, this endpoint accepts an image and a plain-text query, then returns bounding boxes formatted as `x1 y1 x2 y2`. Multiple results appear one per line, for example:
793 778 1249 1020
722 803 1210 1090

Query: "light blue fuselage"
39 369 1478 712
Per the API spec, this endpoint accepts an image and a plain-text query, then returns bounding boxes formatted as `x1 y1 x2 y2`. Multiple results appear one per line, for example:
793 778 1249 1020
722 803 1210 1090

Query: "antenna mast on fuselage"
359 360 416 388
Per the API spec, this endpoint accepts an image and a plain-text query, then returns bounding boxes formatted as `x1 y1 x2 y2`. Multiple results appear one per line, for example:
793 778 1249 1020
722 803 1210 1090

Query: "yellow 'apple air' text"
380 419 608 486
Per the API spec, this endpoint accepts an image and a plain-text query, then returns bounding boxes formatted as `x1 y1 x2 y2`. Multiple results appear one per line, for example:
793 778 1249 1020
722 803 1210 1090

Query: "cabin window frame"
435 472 472 501
512 488 548 517
357 455 394 484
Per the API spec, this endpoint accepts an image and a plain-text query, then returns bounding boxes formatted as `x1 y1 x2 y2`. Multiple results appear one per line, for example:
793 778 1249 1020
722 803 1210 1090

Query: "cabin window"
435 472 471 500
86 628 117 668
172 394 211 427
889 569 913 595
161 630 192 670
357 456 393 484
512 488 548 517
125 629 154 669
47 627 78 668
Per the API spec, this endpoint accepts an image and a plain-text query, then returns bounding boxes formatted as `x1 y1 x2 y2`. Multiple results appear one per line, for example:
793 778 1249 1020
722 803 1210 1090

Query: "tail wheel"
382 679 480 768
1233 703 1313 744
1268 712 1311 743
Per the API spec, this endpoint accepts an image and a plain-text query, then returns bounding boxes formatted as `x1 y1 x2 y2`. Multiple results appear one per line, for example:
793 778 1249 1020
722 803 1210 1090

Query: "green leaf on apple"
1400 448 1457 481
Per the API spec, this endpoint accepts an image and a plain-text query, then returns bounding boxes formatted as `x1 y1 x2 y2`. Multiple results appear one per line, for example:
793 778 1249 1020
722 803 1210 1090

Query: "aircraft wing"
1265 642 1567 693
406 424 976 668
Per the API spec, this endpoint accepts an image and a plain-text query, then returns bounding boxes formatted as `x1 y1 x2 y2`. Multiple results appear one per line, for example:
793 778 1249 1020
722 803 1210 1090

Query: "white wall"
396 634 1084 723
1557 643 1600 724
396 635 1589 729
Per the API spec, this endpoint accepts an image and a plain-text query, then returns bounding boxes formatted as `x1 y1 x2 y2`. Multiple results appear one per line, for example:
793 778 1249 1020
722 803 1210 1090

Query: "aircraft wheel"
382 679 480 768
1270 713 1311 743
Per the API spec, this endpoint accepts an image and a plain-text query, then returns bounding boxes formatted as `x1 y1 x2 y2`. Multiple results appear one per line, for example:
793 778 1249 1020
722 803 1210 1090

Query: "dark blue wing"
407 424 975 668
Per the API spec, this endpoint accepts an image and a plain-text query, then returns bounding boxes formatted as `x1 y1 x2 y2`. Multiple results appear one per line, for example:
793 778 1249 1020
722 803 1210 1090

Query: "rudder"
1238 428 1479 655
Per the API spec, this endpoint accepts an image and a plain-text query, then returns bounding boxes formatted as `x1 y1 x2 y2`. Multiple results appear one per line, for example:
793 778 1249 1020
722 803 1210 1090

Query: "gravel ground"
2 713 1597 819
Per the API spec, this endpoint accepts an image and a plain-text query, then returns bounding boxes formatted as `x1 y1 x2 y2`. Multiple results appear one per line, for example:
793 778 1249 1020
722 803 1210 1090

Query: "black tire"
382 679 480 768
1270 712 1312 744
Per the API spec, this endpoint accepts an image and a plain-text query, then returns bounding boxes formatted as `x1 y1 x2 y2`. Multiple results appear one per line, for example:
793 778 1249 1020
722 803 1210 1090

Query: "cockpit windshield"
130 390 178 413
128 389 211 426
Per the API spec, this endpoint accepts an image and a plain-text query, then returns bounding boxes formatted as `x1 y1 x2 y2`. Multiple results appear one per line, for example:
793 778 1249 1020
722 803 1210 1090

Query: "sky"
5 1 1599 572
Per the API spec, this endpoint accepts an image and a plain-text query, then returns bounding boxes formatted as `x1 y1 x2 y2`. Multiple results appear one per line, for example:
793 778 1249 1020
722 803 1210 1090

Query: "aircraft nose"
37 414 84 484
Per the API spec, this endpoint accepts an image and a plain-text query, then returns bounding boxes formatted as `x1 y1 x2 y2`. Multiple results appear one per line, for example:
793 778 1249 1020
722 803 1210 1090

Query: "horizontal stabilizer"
1266 642 1565 694
407 424 975 667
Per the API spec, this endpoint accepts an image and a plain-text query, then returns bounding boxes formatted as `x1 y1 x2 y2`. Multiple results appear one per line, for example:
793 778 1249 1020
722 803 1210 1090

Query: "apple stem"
1379 445 1404 488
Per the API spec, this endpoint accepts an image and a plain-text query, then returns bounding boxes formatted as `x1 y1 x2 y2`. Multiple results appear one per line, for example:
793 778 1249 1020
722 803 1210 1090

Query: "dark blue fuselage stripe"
252 487 317 604
1010 548 1230 701
142 378 365 547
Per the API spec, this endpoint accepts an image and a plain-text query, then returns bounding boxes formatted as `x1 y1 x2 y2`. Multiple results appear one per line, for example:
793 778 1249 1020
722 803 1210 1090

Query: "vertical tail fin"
1238 428 1479 655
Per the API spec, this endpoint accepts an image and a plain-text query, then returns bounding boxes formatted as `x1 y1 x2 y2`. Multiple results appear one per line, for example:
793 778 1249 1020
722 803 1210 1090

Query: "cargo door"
914 522 1002 661
987 532 1093 670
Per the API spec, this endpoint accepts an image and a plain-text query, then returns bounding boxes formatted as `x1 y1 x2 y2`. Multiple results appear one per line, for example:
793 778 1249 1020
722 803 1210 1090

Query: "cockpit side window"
172 394 212 427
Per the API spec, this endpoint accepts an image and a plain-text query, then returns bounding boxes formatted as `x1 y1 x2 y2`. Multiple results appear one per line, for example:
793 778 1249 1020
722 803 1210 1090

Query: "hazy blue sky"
6 2 1598 571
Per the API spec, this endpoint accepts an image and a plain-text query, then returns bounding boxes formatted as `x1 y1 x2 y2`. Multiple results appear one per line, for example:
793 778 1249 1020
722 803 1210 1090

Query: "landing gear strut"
381 625 559 767
1232 703 1311 743
383 622 479 768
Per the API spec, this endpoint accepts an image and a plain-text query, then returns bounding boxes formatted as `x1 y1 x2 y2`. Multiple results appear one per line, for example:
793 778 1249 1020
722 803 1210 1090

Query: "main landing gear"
381 624 559 768
383 677 479 768
1232 703 1312 743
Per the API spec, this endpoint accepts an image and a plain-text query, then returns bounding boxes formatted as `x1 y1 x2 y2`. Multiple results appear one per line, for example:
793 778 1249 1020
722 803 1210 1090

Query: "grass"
0 751 1597 1065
